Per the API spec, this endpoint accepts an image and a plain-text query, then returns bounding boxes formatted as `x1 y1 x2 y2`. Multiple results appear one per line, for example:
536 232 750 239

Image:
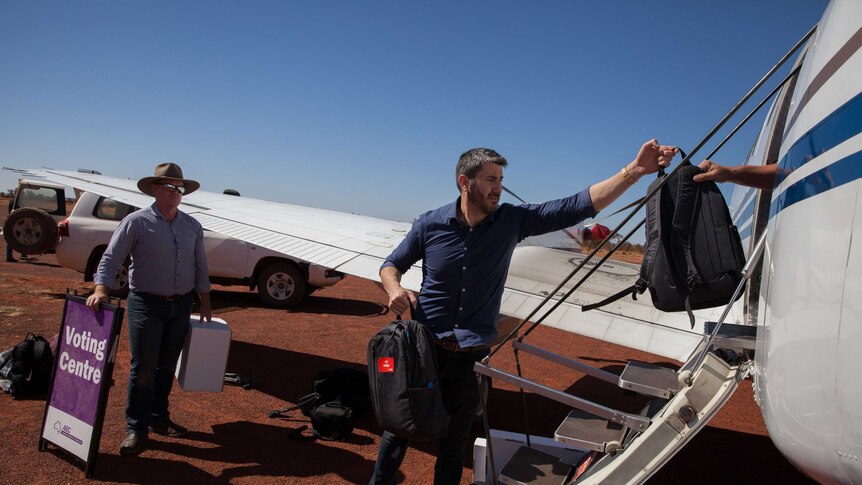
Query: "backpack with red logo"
367 319 448 441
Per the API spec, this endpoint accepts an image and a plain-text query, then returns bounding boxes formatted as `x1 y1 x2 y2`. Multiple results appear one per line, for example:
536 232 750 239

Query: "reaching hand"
693 160 732 183
633 139 678 176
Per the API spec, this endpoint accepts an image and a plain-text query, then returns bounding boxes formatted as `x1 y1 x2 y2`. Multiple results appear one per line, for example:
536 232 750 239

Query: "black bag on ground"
309 402 354 441
367 319 449 441
269 367 370 441
311 367 371 419
0 333 54 397
583 160 746 327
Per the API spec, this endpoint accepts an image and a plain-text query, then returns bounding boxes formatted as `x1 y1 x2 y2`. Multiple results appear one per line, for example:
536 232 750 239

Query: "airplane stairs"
473 323 757 484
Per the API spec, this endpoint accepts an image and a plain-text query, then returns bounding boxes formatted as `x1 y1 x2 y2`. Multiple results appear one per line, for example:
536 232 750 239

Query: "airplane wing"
6 167 702 361
504 246 702 361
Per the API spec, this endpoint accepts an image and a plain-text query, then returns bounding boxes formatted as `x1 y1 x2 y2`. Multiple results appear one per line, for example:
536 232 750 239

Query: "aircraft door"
742 57 801 325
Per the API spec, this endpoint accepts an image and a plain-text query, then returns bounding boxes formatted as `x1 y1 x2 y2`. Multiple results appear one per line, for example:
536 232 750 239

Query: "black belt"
136 291 190 301
434 336 489 353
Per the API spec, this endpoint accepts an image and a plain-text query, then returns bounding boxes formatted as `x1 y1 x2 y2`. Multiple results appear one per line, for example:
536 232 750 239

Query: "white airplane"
5 0 860 482
728 1 862 482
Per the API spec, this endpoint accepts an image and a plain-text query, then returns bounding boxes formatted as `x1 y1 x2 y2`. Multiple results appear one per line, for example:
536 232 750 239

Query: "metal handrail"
483 23 815 363
686 229 769 382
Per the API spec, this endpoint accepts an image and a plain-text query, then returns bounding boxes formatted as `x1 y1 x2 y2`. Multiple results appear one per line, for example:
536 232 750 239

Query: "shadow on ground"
207 289 387 317
94 420 379 484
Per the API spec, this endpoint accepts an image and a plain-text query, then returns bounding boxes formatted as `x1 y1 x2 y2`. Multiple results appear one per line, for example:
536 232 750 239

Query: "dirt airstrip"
0 208 813 484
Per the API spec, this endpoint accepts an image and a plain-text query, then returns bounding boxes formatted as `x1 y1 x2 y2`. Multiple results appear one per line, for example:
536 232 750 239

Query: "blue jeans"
125 291 193 434
370 345 490 485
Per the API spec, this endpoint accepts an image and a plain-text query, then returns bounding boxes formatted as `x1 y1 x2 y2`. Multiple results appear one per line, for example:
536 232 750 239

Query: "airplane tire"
3 208 58 255
257 261 306 308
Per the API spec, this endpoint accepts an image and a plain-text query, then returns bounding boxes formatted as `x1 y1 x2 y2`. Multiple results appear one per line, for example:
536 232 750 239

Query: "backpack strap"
683 296 696 329
583 166 667 313
268 392 320 418
671 156 704 330
638 168 668 287
581 280 646 312
32 338 51 369
669 158 703 289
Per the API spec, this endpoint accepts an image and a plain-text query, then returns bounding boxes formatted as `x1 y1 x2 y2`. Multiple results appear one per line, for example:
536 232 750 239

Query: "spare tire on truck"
3 208 58 255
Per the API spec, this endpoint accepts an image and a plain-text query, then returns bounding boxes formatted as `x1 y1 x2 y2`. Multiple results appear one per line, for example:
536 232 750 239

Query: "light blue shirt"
95 203 210 295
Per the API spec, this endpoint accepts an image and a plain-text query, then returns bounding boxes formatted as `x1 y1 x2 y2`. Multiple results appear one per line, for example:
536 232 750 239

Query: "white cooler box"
175 316 231 392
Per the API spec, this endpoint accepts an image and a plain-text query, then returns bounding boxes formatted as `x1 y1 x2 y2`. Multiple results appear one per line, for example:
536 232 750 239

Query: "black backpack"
0 334 54 397
269 367 370 441
367 319 449 441
584 161 746 327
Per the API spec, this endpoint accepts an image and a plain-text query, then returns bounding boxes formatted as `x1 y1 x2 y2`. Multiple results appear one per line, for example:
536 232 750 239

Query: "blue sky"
1 1 827 225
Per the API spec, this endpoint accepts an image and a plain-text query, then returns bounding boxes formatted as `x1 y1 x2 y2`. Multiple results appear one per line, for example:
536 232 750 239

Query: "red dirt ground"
1 210 814 484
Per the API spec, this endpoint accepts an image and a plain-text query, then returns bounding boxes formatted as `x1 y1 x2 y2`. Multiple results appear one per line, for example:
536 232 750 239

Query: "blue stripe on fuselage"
770 150 862 218
736 197 756 240
769 91 862 219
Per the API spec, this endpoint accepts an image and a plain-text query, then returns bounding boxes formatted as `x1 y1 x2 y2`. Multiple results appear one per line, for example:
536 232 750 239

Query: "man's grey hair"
455 148 508 190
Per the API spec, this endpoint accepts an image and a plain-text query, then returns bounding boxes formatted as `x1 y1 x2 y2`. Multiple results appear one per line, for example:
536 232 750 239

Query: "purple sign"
49 300 114 426
41 295 122 472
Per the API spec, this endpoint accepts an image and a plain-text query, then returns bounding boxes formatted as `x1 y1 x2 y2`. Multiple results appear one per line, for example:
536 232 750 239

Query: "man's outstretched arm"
693 160 778 190
588 139 677 212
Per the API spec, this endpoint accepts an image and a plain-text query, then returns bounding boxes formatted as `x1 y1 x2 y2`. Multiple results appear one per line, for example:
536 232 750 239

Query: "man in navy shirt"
370 139 677 485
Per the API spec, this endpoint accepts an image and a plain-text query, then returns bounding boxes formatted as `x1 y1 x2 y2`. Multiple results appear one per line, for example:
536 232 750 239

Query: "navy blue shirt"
382 188 597 347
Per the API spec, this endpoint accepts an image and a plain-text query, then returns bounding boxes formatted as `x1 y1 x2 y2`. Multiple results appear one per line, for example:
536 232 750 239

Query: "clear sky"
1 0 827 225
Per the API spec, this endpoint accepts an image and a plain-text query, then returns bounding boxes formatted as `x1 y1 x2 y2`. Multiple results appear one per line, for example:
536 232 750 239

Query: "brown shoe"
119 431 147 456
149 419 188 437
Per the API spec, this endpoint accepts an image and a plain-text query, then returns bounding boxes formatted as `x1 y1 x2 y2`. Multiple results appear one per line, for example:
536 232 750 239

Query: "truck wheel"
3 208 58 255
109 260 131 298
87 250 130 298
257 262 306 308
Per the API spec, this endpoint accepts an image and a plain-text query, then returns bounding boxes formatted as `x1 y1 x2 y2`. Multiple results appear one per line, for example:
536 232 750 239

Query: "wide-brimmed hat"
137 163 200 196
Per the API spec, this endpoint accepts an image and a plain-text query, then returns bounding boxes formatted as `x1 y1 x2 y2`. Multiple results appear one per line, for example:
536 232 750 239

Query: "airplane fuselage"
737 1 862 481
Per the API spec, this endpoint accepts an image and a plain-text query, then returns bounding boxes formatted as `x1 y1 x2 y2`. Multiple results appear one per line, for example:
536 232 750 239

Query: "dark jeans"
6 243 13 261
125 291 193 434
370 345 490 485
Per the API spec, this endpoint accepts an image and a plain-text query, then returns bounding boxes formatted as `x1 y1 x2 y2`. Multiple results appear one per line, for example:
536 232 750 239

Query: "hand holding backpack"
367 317 449 441
583 158 746 327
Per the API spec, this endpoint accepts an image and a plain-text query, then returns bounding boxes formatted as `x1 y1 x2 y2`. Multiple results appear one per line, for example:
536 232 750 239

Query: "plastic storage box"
175 316 231 392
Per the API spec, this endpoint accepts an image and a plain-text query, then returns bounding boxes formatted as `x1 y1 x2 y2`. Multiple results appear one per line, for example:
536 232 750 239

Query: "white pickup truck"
4 180 344 307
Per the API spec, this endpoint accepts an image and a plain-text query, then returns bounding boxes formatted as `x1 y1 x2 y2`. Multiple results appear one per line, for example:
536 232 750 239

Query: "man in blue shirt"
87 163 211 457
370 139 677 485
